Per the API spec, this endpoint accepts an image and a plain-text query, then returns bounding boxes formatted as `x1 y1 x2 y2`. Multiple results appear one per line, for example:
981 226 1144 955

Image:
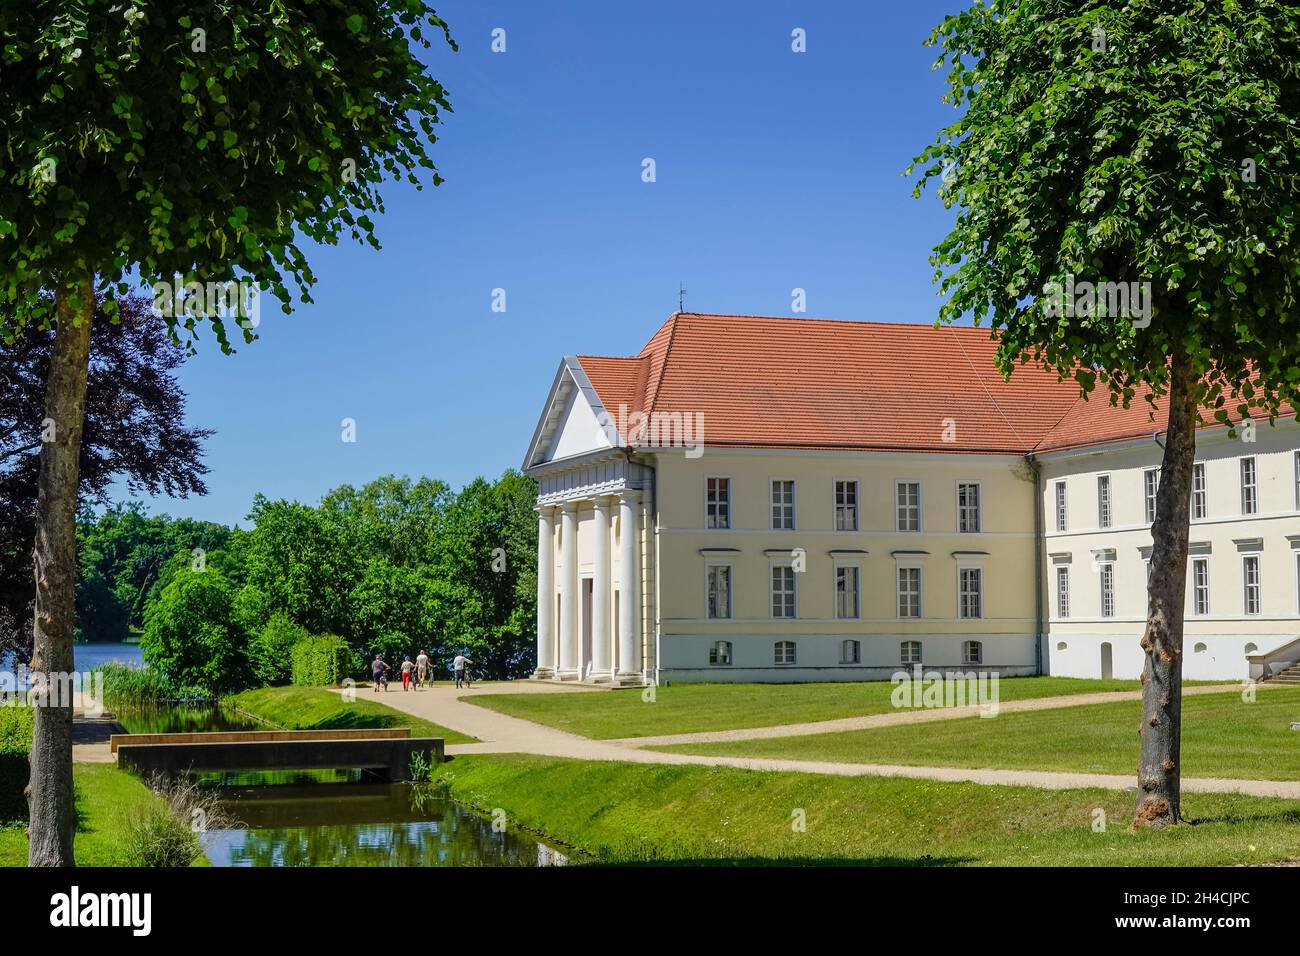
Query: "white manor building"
522 313 1300 684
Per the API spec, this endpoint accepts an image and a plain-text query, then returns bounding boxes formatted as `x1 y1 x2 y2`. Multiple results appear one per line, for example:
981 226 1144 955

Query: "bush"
290 634 352 687
141 568 250 695
119 776 230 867
95 662 173 709
248 613 309 686
0 707 33 823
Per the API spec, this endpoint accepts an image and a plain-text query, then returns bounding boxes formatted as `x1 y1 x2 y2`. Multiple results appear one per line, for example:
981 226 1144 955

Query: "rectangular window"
706 477 730 529
962 640 983 666
706 564 731 619
1192 463 1207 520
1143 468 1159 524
771 480 795 530
958 567 983 620
1100 563 1116 618
834 565 860 619
957 482 981 533
896 481 921 532
1096 475 1112 529
774 641 796 665
771 565 796 618
1243 554 1261 615
834 480 859 531
1056 565 1070 619
1294 451 1300 511
708 640 732 666
1054 481 1067 532
1241 458 1258 516
897 567 921 618
1191 558 1209 616
900 640 922 666
840 639 860 665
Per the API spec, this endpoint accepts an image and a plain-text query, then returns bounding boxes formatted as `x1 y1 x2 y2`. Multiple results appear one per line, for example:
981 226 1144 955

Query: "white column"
590 497 613 681
558 502 579 679
534 507 556 679
617 491 641 679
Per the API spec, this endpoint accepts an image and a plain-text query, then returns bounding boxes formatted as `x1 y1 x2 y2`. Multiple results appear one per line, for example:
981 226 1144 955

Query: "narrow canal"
111 700 567 867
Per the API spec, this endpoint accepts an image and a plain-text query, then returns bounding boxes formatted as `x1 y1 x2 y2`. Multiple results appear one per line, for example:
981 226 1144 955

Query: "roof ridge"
642 311 682 412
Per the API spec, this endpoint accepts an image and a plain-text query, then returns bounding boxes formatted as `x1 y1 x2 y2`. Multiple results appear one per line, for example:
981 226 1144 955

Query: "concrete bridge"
112 728 444 783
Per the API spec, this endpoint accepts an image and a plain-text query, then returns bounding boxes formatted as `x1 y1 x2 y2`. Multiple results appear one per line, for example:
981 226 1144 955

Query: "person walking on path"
400 655 414 691
371 654 390 692
415 649 430 689
453 651 473 689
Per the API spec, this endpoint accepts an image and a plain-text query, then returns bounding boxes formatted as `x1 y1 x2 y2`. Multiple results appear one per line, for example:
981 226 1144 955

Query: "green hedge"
0 707 33 823
290 634 352 687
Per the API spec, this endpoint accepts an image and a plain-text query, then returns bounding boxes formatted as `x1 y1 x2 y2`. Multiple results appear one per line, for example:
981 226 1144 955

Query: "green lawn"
0 764 207 867
435 753 1300 866
225 685 477 744
656 686 1300 781
466 676 1188 740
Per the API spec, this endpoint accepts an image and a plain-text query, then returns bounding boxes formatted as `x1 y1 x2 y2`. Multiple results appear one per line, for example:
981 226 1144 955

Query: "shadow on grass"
309 711 402 731
1183 807 1300 827
591 854 976 867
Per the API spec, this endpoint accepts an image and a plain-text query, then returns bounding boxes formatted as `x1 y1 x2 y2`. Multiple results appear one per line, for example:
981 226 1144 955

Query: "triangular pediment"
523 358 620 470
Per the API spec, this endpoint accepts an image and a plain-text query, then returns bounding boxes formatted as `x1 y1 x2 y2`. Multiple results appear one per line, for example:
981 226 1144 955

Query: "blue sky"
122 0 969 527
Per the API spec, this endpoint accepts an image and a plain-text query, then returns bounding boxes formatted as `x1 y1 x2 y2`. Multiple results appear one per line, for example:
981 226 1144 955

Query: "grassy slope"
226 686 477 745
657 687 1300 781
0 764 208 867
465 677 1189 739
436 754 1300 866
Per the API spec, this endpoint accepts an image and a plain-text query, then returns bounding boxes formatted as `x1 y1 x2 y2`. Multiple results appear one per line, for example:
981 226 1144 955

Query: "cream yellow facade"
524 356 1300 685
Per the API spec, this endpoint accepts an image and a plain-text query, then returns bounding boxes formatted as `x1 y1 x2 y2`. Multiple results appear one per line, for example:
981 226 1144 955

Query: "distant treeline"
77 471 538 695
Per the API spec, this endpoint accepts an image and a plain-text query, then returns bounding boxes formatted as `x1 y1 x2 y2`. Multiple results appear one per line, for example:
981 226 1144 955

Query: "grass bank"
0 764 208 867
434 754 1300 866
226 685 476 744
656 686 1300 781
465 676 1192 740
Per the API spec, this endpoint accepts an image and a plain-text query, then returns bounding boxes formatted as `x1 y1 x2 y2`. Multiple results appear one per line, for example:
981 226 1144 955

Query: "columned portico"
590 497 613 681
557 502 580 680
532 507 556 679
616 490 641 682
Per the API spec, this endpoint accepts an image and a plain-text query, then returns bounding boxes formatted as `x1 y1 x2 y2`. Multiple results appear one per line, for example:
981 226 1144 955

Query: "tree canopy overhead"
0 1 456 342
909 0 1300 420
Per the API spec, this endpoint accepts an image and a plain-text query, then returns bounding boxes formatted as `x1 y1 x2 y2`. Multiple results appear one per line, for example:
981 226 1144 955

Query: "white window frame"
1240 457 1258 516
957 564 983 620
1055 565 1070 619
1242 552 1262 616
704 561 733 620
1054 480 1067 532
1096 474 1112 529
840 639 861 665
708 640 732 666
1143 468 1159 524
896 564 922 619
770 478 796 530
957 480 981 534
1099 562 1116 618
900 640 922 666
834 478 859 532
1294 451 1300 511
1191 557 1209 617
774 640 796 666
833 562 861 620
770 561 797 619
896 480 922 532
705 476 732 530
962 639 983 666
1192 462 1207 520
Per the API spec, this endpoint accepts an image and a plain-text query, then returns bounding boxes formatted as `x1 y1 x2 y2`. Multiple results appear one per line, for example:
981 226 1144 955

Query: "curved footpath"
333 681 1300 800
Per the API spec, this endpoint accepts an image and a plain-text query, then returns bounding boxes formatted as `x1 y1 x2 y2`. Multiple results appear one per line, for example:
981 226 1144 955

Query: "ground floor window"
962 640 982 665
900 640 922 666
840 639 860 664
708 640 732 665
774 640 796 665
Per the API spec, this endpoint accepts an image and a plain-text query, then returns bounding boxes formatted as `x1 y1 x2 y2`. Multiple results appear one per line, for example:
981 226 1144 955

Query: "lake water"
1 641 144 676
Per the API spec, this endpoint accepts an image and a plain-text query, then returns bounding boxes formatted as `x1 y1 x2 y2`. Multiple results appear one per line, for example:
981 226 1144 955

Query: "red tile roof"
575 313 1281 455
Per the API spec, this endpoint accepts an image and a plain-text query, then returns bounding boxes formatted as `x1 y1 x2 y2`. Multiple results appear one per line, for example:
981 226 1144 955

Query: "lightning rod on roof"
678 281 686 314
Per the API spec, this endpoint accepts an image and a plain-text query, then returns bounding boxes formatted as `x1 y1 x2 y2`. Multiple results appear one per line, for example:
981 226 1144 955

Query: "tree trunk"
1133 347 1198 829
26 274 94 866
